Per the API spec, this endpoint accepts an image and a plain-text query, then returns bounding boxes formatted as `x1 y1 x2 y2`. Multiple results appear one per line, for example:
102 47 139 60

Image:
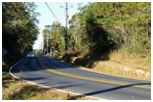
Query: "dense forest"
4 2 150 60
43 2 151 60
2 2 39 55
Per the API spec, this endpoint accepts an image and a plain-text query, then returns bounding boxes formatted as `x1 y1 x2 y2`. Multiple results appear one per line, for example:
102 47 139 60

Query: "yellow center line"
37 56 151 89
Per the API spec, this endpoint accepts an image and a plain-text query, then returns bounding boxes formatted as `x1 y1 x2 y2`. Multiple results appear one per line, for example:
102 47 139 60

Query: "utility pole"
45 25 51 54
54 22 57 51
74 15 78 50
47 30 48 54
50 37 52 55
65 2 68 53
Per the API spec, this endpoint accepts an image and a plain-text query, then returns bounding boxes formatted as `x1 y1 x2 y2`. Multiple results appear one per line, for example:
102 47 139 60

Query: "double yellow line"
37 56 151 89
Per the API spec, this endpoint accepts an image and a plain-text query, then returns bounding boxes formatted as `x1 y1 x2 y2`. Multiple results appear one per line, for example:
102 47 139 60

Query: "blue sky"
33 2 89 49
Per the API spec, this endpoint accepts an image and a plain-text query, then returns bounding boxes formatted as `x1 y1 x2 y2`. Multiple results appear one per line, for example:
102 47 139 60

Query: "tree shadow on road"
67 82 151 100
83 82 151 96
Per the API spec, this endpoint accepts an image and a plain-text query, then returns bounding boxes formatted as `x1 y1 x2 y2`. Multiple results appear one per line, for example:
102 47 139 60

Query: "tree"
68 2 151 58
2 2 40 55
42 22 65 53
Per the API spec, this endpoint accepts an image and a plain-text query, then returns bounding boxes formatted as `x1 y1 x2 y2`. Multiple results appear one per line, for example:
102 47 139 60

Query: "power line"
59 7 65 26
56 2 61 17
57 2 61 6
50 2 63 24
57 2 67 26
44 2 61 24
49 2 56 13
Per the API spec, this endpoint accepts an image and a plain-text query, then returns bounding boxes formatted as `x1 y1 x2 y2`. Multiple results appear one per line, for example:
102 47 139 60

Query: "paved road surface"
10 56 151 100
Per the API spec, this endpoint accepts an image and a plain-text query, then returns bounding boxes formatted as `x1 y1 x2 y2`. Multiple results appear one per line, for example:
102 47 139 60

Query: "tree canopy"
42 2 151 59
2 2 40 55
42 22 65 54
68 2 151 58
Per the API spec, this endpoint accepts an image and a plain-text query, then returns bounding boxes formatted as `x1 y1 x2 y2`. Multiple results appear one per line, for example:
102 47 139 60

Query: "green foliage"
2 2 40 55
33 49 43 55
41 2 150 59
68 2 151 58
42 22 65 53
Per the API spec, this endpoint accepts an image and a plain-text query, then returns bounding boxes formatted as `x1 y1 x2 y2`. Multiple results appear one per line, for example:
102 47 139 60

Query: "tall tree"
68 2 151 58
42 22 65 53
2 2 40 55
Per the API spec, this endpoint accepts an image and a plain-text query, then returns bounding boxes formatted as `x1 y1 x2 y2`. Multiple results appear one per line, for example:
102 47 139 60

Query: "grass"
90 61 151 81
55 51 151 81
109 50 151 71
2 55 95 100
3 78 94 100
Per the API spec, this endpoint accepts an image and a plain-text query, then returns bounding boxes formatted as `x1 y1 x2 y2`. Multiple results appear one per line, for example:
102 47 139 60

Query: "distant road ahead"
10 56 151 100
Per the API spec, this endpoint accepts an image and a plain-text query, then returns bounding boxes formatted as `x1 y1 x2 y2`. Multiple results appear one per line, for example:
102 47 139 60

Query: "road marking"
37 56 151 89
9 58 26 79
9 57 103 100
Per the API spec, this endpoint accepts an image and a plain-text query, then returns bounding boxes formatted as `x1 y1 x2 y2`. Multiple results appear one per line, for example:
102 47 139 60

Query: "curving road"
10 56 151 100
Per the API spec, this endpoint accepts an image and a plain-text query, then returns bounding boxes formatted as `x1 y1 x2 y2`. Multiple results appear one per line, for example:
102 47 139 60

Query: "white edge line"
9 57 107 100
9 58 26 79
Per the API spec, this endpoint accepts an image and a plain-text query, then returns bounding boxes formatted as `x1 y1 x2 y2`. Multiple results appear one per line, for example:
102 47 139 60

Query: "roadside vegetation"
43 2 151 63
42 2 150 81
2 2 39 55
55 51 151 81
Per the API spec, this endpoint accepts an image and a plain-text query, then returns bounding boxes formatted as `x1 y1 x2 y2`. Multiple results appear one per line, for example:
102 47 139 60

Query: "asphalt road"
10 56 151 100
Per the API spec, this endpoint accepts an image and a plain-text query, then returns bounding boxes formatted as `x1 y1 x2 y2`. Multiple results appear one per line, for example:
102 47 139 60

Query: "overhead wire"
44 2 61 24
49 2 63 24
57 2 61 6
58 2 66 26
56 2 61 17
49 2 56 14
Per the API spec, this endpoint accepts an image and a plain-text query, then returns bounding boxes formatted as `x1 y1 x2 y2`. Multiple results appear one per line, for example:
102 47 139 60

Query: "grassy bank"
93 51 151 81
55 51 151 81
2 55 95 100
